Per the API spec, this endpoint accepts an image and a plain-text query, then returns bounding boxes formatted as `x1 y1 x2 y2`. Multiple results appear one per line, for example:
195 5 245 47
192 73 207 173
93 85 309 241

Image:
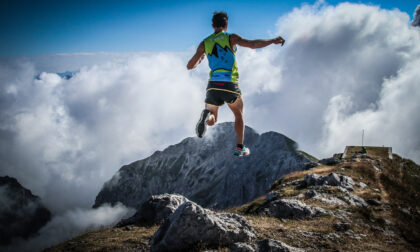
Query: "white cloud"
240 2 420 161
2 204 133 252
0 53 205 213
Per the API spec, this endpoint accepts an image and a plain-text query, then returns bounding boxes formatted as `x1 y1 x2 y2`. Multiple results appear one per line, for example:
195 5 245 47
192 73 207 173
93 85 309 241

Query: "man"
187 11 285 156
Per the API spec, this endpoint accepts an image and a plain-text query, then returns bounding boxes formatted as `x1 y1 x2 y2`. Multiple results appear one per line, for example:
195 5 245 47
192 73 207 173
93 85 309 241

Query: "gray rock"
334 222 351 232
304 162 319 169
231 242 257 252
116 193 190 227
266 192 282 202
304 174 320 186
94 123 313 210
303 173 354 191
257 239 305 252
304 186 367 207
318 157 340 166
358 182 367 188
304 189 318 199
258 199 327 219
367 199 382 206
150 201 256 251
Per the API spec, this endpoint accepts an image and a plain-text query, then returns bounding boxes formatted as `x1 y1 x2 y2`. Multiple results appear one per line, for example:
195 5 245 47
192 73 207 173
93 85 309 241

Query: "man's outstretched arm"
230 34 285 49
187 41 205 70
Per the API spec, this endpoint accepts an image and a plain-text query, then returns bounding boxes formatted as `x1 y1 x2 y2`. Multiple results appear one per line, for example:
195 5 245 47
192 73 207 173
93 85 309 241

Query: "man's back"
203 32 238 83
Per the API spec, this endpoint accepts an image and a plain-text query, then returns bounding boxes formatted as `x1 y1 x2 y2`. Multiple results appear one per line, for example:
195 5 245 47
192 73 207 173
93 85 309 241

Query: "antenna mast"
362 129 364 146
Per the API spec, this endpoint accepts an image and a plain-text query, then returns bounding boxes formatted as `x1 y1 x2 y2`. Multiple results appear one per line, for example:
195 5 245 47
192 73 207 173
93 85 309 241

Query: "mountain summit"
94 122 315 209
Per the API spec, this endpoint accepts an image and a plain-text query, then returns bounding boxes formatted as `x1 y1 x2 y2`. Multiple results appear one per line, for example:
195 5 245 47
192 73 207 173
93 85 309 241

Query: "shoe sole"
196 110 210 138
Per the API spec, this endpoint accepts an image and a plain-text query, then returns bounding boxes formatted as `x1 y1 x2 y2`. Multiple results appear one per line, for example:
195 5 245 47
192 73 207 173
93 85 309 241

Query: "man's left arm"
187 41 205 70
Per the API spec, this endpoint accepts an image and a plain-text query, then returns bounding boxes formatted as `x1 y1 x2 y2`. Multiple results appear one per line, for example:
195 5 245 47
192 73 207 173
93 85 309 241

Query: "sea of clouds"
1 2 419 251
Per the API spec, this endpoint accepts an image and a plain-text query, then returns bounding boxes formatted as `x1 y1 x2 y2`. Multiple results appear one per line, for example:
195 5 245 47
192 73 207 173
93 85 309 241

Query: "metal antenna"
362 129 364 146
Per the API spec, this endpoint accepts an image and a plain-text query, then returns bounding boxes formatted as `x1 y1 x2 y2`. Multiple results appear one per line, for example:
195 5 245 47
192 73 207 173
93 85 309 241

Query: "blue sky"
0 0 418 56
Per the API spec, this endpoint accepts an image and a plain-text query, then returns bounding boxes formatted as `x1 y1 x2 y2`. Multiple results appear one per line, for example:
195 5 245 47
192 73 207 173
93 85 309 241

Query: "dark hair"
212 11 228 28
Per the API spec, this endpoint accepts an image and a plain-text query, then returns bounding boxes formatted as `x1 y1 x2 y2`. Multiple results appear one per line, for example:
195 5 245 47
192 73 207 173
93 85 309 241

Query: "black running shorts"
205 81 242 106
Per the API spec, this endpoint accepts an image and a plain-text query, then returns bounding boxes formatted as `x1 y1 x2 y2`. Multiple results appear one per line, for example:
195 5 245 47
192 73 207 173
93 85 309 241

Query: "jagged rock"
94 123 313 210
304 162 318 169
231 239 304 252
257 239 305 252
231 242 257 252
358 182 367 188
0 176 51 245
367 199 382 206
150 201 256 251
116 194 189 227
304 173 354 191
306 186 367 207
319 157 340 166
334 222 351 232
304 189 318 199
266 192 282 202
258 199 327 219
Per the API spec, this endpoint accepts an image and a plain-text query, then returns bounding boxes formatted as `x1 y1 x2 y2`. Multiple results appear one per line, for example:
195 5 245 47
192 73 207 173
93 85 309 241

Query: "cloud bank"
0 1 419 250
3 204 132 252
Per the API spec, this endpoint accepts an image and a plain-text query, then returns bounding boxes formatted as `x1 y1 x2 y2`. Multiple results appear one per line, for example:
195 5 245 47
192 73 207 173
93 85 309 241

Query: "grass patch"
45 225 159 252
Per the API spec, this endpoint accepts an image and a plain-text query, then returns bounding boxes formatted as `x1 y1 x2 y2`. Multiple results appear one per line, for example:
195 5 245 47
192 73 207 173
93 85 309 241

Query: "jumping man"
187 11 285 156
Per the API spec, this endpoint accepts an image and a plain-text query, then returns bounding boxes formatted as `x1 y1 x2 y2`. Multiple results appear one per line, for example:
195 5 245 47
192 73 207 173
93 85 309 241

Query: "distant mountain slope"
94 122 314 209
0 176 51 245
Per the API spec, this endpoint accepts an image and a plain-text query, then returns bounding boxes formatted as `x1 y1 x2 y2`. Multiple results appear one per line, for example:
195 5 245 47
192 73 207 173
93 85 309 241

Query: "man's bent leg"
205 103 219 126
227 97 244 145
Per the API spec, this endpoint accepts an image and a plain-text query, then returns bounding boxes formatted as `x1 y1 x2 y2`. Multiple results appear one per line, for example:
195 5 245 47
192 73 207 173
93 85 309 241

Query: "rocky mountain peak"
94 123 313 209
0 175 51 245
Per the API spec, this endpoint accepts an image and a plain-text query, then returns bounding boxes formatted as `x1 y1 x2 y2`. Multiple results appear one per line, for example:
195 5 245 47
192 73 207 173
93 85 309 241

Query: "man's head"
212 11 228 30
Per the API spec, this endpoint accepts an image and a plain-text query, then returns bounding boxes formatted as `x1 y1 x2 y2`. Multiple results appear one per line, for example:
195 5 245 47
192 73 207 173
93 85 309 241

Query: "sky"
0 0 418 56
1 0 420 251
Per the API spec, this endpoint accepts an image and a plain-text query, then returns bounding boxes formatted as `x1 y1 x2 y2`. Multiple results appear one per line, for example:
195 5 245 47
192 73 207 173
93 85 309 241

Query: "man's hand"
272 36 285 46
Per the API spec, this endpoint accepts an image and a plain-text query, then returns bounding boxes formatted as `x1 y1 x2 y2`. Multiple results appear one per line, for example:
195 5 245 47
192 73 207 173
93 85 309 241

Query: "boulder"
318 157 340 166
257 239 305 252
231 242 257 252
258 199 327 219
334 222 351 232
231 239 304 252
150 201 256 251
304 173 354 191
116 193 190 227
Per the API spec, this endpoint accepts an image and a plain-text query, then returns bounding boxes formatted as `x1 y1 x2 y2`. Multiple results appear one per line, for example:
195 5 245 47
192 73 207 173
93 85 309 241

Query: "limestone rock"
150 201 256 251
231 239 305 252
231 242 257 252
334 222 351 232
318 157 340 166
258 199 327 219
304 173 354 191
116 193 190 227
94 123 313 210
305 186 367 207
257 239 305 252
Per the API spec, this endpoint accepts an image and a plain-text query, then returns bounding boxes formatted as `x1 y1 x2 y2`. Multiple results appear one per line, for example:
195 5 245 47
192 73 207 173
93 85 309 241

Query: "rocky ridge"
46 151 420 251
94 122 315 210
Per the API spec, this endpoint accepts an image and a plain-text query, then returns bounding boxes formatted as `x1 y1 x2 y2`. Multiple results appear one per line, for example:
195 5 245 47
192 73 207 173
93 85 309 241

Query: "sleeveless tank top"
203 32 239 83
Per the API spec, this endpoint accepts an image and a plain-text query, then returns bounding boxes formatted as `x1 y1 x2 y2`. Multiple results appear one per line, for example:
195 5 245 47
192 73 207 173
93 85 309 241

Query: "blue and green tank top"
203 32 239 83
